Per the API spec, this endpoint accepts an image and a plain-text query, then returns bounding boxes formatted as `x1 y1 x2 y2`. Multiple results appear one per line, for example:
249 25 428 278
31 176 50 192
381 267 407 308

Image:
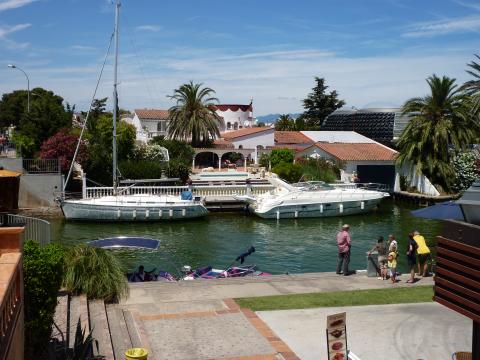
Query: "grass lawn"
235 286 433 311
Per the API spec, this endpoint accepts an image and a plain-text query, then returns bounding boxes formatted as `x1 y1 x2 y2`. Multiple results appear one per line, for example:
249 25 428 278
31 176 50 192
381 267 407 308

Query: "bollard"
125 348 148 360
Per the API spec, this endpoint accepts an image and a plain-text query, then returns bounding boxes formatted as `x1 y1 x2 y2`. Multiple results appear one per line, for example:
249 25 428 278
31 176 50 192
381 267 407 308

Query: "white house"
125 109 170 142
214 103 254 132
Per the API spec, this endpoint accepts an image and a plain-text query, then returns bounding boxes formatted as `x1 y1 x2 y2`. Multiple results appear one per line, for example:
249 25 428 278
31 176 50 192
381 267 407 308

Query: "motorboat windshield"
292 181 335 191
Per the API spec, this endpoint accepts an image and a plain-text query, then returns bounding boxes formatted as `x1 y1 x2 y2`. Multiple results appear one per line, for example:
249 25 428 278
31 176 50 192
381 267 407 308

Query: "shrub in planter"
23 240 65 359
63 245 128 302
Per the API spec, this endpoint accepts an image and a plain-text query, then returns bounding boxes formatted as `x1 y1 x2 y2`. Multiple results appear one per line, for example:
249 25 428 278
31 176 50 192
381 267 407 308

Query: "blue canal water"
50 199 441 276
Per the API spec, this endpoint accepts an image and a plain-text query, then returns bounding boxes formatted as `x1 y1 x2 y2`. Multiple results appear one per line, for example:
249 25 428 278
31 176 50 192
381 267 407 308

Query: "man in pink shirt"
336 224 352 276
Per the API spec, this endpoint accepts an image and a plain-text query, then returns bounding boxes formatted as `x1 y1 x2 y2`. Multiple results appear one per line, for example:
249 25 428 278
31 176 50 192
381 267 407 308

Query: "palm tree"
396 75 478 192
275 114 295 131
461 54 480 114
168 82 223 147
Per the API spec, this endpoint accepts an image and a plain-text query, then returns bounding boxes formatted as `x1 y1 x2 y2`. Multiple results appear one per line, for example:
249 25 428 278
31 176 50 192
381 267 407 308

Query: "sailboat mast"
112 0 120 192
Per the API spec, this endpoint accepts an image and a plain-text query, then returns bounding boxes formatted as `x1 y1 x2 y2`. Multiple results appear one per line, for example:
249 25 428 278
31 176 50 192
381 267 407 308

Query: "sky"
1 0 480 116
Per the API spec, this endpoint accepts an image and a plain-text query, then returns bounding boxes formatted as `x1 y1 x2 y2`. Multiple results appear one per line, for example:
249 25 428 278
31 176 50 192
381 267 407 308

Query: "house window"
157 121 166 132
238 145 243 149
227 122 231 130
233 123 238 130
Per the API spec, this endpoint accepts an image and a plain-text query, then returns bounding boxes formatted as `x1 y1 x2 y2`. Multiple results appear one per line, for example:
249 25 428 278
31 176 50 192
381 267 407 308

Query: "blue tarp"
88 237 160 250
181 190 193 200
410 201 465 221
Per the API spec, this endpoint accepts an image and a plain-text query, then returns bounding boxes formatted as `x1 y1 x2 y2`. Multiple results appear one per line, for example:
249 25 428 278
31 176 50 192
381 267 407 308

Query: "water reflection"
49 200 441 275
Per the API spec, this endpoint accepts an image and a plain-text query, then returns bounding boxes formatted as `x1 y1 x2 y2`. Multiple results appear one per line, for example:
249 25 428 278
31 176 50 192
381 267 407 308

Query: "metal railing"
332 182 390 192
0 142 17 158
3 214 51 247
84 184 276 199
22 158 60 174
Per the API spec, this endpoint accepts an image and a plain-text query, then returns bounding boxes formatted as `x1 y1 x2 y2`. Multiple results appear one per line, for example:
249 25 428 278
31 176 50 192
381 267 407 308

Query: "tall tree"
0 87 73 151
461 54 480 119
396 75 479 192
20 88 73 150
82 97 108 134
167 81 223 147
275 114 296 131
301 77 345 130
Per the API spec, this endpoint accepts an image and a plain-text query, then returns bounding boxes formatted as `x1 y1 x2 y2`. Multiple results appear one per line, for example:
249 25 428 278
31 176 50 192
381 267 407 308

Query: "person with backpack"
406 233 418 283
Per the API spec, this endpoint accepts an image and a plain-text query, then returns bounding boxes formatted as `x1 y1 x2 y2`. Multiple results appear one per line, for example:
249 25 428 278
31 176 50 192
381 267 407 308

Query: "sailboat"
60 1 208 221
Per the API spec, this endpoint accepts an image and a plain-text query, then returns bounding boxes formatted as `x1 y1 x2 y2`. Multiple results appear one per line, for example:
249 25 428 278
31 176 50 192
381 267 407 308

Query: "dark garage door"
356 165 395 190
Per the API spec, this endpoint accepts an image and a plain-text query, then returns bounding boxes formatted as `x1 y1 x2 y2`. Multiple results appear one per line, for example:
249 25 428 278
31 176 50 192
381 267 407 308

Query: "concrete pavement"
258 303 472 360
111 272 437 359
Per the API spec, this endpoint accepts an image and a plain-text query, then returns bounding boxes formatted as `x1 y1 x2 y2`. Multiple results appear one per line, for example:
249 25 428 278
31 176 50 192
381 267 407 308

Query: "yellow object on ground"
125 348 148 360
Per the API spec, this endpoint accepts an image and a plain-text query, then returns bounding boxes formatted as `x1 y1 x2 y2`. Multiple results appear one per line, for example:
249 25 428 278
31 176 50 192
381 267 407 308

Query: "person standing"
336 224 352 276
413 230 431 277
406 233 418 283
368 236 388 280
388 234 397 252
388 245 397 284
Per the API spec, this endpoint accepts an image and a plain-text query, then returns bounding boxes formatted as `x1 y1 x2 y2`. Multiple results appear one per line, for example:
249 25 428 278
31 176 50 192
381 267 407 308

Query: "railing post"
82 173 87 199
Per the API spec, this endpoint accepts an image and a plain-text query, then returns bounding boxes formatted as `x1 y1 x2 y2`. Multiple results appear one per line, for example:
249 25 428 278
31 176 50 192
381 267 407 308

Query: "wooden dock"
393 191 459 206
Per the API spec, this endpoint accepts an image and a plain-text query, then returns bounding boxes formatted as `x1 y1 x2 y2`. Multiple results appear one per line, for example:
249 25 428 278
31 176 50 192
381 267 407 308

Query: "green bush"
119 160 164 179
166 159 191 183
452 151 477 193
150 138 195 165
63 245 129 302
270 149 295 168
272 161 303 183
23 240 65 359
296 158 341 183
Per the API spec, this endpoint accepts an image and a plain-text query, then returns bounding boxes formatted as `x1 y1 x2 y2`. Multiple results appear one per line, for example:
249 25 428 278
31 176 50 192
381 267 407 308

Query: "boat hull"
250 198 383 219
61 201 208 221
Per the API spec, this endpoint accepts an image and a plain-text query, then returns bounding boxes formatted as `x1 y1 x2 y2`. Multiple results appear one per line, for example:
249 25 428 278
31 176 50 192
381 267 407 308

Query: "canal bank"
47 199 441 276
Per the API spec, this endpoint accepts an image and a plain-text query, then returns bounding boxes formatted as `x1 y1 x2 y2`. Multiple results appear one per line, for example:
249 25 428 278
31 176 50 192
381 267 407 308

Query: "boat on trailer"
237 178 390 219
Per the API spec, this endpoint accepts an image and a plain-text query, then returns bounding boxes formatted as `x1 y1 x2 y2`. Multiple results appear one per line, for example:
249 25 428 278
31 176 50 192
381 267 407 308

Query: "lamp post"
457 178 480 225
7 64 30 113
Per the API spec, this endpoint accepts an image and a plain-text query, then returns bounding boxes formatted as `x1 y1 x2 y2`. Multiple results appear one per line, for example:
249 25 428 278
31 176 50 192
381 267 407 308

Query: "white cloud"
0 23 31 38
403 15 480 37
1 45 474 115
0 23 31 49
0 0 37 12
135 25 162 32
70 45 97 51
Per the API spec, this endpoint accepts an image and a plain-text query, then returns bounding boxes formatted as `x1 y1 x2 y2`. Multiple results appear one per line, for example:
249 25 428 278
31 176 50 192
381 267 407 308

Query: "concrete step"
88 299 115 360
106 305 133 360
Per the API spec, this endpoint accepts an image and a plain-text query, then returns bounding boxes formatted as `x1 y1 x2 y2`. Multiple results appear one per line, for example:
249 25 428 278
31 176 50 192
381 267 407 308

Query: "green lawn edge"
235 286 434 311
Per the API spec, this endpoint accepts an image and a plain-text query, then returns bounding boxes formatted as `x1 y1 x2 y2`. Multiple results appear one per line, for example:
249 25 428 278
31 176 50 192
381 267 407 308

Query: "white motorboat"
60 1 208 221
238 178 389 219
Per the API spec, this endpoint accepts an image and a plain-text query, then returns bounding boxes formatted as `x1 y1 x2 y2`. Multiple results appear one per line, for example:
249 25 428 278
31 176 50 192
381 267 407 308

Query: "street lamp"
7 64 30 112
457 178 480 225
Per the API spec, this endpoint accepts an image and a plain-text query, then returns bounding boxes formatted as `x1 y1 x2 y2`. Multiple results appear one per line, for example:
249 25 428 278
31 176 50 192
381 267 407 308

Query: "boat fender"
159 209 163 218
182 209 186 217
133 209 136 219
361 201 364 210
169 209 173 218
339 204 344 213
145 209 149 218
320 204 324 213
117 210 121 218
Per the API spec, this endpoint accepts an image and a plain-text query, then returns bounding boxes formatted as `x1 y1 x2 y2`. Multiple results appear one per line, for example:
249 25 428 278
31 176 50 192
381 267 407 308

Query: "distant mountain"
256 113 301 124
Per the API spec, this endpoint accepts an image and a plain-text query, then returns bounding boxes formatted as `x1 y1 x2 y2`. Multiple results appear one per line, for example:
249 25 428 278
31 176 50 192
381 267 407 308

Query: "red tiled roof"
221 127 273 140
267 144 310 151
135 109 170 120
214 104 252 112
212 139 234 148
304 142 398 161
275 131 313 145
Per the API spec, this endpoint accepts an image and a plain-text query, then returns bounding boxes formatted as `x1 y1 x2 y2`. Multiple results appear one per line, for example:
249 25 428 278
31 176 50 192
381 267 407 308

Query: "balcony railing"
0 142 17 158
84 184 275 199
22 158 60 174
0 252 22 359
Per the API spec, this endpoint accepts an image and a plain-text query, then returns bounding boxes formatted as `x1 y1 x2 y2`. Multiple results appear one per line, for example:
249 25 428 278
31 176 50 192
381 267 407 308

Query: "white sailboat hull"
61 195 208 221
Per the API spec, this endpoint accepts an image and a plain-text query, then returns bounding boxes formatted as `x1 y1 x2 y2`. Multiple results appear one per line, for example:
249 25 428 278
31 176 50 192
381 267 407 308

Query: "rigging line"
121 2 160 107
63 32 115 192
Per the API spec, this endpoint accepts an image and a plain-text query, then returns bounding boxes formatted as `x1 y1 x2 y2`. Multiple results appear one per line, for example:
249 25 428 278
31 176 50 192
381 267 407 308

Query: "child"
388 246 397 284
